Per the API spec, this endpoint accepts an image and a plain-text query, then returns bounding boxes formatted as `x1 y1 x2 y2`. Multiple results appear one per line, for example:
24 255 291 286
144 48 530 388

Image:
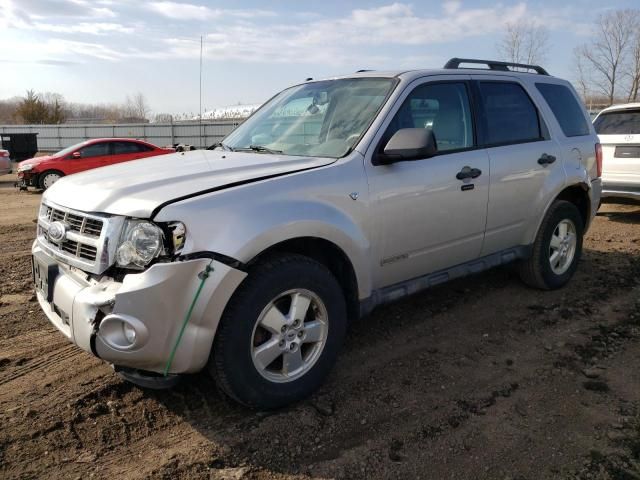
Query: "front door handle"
456 166 482 180
538 153 556 165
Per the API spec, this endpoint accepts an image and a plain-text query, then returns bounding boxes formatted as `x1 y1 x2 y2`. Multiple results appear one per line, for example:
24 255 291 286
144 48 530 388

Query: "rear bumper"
33 242 246 374
601 183 640 200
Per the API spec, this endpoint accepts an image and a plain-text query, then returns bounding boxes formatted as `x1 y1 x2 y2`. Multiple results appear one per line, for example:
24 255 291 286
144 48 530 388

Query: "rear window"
536 83 590 137
594 109 640 135
113 141 152 154
478 81 541 146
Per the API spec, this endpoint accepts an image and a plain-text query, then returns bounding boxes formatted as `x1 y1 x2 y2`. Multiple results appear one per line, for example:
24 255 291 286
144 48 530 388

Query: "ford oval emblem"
48 221 67 243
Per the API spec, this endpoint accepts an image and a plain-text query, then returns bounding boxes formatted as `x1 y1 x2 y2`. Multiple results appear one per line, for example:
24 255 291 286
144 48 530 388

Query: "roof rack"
444 57 549 76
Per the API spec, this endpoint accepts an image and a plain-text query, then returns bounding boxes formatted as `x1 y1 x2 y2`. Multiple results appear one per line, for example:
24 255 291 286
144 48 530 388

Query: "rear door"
472 76 564 255
594 107 640 190
110 141 154 165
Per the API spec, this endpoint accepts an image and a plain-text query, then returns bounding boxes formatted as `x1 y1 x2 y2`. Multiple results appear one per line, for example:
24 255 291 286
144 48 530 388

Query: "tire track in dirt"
0 344 82 387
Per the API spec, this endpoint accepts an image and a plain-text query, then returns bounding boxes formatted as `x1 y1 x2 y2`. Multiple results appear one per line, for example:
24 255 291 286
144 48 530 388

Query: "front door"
66 141 112 174
365 78 490 288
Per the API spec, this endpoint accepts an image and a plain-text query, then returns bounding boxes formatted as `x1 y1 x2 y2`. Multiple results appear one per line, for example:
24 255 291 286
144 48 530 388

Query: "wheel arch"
529 182 591 245
247 237 361 321
552 183 591 229
38 169 65 190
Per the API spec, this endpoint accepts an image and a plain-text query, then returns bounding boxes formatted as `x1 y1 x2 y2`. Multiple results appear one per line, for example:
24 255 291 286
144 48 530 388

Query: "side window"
78 142 110 158
536 83 590 137
113 142 151 154
478 82 541 146
383 82 474 153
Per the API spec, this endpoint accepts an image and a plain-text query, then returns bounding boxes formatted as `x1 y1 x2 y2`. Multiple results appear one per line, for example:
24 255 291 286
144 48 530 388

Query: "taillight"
0 151 8 158
595 143 602 178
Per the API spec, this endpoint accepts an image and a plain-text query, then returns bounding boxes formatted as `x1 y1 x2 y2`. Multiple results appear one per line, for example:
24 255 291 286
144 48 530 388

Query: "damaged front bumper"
16 171 37 189
32 242 246 375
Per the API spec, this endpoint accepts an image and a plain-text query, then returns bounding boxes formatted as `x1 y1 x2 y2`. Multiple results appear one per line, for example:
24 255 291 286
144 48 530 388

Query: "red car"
17 138 175 190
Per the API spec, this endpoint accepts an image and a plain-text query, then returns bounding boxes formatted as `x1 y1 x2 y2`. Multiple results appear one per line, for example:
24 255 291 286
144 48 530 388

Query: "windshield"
223 78 396 158
55 141 89 157
594 109 640 135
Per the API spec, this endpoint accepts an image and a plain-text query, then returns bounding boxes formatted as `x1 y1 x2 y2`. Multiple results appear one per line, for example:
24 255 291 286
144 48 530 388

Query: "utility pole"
199 35 203 149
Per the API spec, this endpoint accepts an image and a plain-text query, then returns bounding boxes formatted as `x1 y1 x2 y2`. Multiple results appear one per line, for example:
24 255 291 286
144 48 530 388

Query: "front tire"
39 170 64 190
209 254 347 409
518 200 584 290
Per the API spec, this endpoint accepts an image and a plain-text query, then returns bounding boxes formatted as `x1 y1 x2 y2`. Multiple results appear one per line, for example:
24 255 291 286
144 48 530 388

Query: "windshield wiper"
206 142 234 151
240 145 283 154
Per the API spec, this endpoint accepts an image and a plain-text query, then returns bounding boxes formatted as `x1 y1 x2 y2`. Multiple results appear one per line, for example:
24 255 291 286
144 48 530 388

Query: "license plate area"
614 146 640 159
32 251 59 303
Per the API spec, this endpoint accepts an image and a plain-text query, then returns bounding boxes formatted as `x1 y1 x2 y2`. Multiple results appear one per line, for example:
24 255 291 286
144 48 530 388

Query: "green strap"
163 260 214 376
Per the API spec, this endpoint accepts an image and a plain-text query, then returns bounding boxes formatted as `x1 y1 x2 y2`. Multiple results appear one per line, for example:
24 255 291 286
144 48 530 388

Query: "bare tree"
497 21 550 66
154 113 173 123
573 47 591 101
124 92 151 121
626 28 640 102
575 9 637 105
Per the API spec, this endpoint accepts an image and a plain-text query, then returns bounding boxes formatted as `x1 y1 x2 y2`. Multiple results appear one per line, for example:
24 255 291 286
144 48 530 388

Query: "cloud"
0 58 80 65
147 1 275 21
155 2 535 65
0 36 129 62
6 0 116 19
0 1 593 68
34 21 134 34
0 0 117 29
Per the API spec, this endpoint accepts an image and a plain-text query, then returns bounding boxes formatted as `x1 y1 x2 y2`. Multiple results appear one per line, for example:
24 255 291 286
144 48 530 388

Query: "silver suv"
33 58 602 408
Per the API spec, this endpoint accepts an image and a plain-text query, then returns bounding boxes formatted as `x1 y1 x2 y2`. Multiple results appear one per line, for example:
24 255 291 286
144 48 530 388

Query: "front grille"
37 201 121 274
41 205 104 237
38 228 99 261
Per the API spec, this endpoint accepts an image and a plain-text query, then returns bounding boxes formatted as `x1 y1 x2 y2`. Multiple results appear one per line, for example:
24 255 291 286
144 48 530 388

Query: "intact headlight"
116 220 164 269
18 164 33 172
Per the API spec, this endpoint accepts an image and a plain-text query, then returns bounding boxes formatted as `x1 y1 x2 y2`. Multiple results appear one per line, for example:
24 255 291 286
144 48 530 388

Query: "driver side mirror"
71 151 82 159
373 128 437 166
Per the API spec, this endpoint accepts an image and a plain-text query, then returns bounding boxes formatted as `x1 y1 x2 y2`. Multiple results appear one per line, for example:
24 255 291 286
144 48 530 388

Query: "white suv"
33 58 602 408
594 103 640 200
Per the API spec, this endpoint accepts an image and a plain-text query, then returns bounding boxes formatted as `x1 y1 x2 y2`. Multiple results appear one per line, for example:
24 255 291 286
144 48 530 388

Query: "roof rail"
444 57 549 76
356 69 373 73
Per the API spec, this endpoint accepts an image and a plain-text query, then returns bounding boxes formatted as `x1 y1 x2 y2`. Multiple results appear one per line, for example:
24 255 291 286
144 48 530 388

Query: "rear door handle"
538 153 556 165
456 166 482 180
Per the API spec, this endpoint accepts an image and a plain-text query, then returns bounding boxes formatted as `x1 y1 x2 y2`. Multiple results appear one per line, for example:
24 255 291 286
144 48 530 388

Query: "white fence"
0 120 243 152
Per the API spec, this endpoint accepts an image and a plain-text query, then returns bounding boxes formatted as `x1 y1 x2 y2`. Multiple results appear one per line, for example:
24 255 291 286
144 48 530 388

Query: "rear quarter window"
535 83 590 137
594 109 640 135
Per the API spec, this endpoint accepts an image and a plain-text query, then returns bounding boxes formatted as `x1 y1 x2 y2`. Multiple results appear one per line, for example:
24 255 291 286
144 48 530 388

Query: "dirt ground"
1 172 639 480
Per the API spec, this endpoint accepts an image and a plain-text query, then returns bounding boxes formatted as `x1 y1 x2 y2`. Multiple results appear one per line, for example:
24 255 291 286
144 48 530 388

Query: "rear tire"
518 200 583 290
209 254 347 409
38 170 64 190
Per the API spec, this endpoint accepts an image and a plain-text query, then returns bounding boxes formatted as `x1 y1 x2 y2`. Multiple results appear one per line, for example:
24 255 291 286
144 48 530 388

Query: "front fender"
154 156 372 299
233 201 372 299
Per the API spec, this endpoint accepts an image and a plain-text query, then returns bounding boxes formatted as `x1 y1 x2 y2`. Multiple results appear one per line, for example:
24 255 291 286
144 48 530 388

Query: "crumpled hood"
19 155 56 169
43 149 336 218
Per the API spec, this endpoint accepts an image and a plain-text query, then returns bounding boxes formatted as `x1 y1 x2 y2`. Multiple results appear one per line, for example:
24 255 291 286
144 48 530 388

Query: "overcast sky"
1 0 637 115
